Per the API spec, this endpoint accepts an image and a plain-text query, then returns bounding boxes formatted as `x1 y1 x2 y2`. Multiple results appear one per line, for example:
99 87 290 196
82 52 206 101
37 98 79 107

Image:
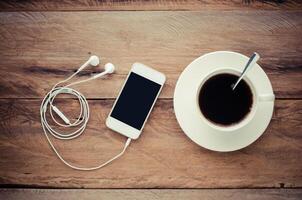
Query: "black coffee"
198 73 253 126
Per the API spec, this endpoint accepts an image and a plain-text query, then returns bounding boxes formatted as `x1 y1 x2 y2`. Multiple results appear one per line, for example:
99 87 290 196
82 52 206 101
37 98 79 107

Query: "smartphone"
106 63 166 139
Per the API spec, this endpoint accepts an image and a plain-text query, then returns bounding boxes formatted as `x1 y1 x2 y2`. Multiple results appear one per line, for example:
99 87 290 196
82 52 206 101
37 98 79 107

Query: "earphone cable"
40 65 131 171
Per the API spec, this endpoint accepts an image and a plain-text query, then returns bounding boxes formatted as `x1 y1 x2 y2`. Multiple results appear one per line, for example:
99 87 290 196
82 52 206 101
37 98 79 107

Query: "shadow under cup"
197 72 255 129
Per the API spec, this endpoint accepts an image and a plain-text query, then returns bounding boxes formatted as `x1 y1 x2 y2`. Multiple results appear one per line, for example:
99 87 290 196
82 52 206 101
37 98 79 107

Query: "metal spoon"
232 52 260 90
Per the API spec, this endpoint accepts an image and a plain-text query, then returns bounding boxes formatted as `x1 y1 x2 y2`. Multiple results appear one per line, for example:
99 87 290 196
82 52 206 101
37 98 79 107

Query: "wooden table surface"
0 0 301 199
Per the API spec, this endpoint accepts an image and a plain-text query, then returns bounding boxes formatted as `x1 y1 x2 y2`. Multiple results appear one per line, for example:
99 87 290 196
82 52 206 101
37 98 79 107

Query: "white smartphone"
106 63 166 139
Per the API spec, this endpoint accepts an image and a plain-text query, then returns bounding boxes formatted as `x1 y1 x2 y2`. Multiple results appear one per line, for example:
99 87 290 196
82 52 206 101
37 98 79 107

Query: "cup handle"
258 93 275 102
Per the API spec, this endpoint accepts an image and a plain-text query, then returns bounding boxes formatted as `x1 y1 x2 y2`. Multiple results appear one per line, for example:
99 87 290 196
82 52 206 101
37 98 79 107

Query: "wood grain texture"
0 99 301 188
1 189 302 200
0 11 301 99
0 0 301 11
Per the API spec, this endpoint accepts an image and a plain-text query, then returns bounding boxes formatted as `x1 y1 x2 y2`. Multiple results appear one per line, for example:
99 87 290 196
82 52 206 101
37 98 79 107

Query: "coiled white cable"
40 57 131 171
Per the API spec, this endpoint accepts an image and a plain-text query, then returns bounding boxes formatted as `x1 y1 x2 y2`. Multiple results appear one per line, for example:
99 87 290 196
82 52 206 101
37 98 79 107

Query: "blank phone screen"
110 72 161 130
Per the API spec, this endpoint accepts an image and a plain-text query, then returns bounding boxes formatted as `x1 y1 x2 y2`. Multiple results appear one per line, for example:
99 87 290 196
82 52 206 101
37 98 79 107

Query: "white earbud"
88 55 100 66
92 63 115 79
77 55 100 72
104 63 115 74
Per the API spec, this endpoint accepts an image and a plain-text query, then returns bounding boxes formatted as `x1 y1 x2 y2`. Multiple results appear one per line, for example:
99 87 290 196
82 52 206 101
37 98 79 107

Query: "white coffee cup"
195 68 275 132
174 51 275 151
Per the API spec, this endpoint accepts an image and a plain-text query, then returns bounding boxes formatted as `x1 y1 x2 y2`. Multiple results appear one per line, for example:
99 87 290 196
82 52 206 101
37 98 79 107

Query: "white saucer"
174 51 274 152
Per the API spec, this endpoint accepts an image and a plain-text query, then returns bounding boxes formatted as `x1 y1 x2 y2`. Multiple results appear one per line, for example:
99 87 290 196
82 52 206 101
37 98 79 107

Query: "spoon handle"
232 52 260 90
